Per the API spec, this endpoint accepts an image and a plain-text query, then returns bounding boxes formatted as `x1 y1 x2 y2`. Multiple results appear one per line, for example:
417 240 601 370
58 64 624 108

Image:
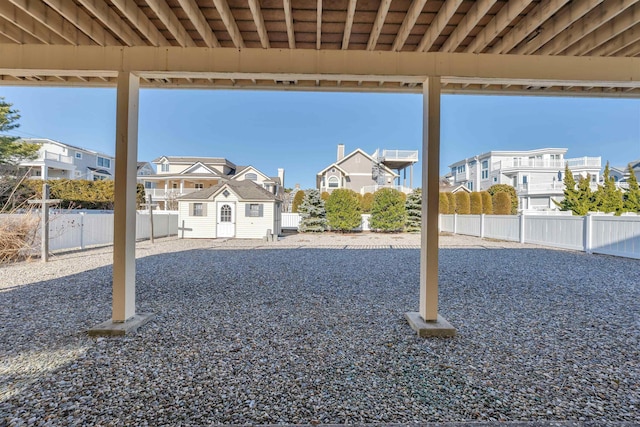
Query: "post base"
405 312 456 337
88 313 155 336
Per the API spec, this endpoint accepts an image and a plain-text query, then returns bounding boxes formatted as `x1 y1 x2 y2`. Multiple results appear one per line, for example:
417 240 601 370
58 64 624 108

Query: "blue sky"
1 86 639 189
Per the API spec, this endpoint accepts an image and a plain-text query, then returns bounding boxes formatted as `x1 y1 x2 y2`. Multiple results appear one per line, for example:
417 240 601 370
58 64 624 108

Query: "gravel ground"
1 233 638 426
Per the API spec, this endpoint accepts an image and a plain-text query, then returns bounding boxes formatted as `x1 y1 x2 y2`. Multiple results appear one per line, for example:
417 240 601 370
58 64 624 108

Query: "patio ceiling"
0 0 639 97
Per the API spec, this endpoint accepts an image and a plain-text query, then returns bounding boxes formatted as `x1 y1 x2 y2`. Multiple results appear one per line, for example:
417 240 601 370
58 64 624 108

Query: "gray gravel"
1 234 638 425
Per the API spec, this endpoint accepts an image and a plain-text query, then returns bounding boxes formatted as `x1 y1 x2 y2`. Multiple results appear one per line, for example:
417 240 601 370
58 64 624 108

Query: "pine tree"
574 175 596 216
595 162 623 215
370 188 405 232
623 165 640 213
0 97 39 165
554 163 580 214
298 189 327 232
405 189 422 232
325 188 361 232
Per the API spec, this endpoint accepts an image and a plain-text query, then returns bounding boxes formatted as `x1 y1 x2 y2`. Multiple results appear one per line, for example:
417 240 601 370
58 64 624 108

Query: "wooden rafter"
537 0 636 55
247 0 269 48
488 0 570 54
109 0 170 47
0 2 67 44
464 0 532 53
342 0 357 49
416 0 463 52
0 16 41 44
212 0 244 48
317 0 322 50
147 0 197 47
8 0 93 45
42 0 119 46
561 2 640 55
392 0 428 51
588 21 640 56
283 0 295 49
441 0 496 52
513 0 603 55
613 38 640 56
366 0 392 50
76 0 143 46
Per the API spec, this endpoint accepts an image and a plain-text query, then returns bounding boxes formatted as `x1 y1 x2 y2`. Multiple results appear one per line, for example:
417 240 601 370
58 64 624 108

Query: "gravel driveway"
1 234 638 425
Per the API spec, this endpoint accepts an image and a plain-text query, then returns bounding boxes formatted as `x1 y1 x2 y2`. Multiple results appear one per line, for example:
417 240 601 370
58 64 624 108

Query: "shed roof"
179 180 278 202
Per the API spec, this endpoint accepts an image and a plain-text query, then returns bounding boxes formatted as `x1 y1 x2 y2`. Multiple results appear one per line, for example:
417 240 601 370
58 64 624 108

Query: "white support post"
480 214 485 238
41 165 47 180
519 213 526 244
585 213 594 254
404 76 454 337
79 212 85 250
453 213 458 234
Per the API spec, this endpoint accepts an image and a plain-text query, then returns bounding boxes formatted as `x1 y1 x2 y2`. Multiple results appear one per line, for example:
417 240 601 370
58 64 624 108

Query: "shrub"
298 189 327 232
360 192 374 213
470 192 482 214
325 189 361 232
0 211 38 263
292 190 305 213
455 191 470 214
405 189 422 233
481 191 493 214
370 188 405 232
493 192 511 215
488 184 518 214
320 191 330 201
446 192 456 214
439 192 449 214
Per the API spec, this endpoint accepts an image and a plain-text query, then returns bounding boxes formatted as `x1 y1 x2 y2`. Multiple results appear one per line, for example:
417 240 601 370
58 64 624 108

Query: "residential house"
143 156 284 210
317 144 418 195
16 138 115 181
448 148 602 211
178 180 282 239
610 159 640 189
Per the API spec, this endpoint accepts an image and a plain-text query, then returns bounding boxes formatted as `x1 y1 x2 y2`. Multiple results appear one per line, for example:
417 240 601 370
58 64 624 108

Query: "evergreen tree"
0 97 39 165
360 192 374 213
469 192 482 214
480 191 493 214
595 162 623 214
623 165 640 213
298 189 327 232
292 190 305 213
455 191 470 214
487 184 518 214
446 192 456 214
325 189 361 232
439 192 449 214
574 175 596 216
405 189 422 232
554 163 580 214
370 188 405 232
493 192 511 215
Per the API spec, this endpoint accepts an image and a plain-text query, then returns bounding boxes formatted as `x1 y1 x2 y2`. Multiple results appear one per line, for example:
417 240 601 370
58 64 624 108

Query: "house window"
328 176 339 188
97 156 111 168
75 171 82 178
172 183 178 189
144 181 153 188
192 203 205 216
161 163 170 172
194 183 204 189
493 176 498 182
457 165 466 174
245 173 258 181
246 203 263 217
93 175 106 181
75 152 82 159
467 182 473 191
481 160 489 179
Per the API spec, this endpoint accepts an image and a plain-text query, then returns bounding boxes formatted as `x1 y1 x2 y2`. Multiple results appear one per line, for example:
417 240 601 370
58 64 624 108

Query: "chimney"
277 168 285 188
337 144 345 162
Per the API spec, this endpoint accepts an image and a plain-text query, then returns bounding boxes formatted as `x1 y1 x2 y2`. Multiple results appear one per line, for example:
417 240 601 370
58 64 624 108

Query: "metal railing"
493 156 601 171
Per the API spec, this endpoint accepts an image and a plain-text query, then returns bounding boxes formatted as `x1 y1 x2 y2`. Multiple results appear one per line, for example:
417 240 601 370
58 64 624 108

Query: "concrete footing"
88 313 155 336
405 312 456 337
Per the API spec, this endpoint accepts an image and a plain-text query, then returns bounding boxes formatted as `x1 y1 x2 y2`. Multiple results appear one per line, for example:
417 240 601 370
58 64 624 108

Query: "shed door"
217 202 235 238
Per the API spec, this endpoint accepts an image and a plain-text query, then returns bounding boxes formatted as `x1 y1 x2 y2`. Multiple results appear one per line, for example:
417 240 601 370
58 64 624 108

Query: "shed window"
246 203 263 217
192 203 206 216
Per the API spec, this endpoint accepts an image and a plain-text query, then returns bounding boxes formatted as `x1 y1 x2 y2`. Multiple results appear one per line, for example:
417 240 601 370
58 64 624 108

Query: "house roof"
179 180 278 202
20 138 114 159
152 156 235 167
318 148 398 178
440 184 471 194
87 167 111 175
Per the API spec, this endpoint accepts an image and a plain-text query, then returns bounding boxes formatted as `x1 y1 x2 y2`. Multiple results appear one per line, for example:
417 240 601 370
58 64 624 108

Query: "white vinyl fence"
1 210 179 253
440 213 640 260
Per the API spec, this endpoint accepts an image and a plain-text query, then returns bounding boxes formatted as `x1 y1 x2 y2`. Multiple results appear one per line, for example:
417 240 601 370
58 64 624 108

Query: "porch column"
89 71 153 336
41 165 47 180
405 76 455 337
180 179 184 194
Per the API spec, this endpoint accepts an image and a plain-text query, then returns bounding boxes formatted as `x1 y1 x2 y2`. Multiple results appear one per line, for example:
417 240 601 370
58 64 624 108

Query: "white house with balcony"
16 138 115 181
317 144 418 195
448 148 602 211
140 156 284 210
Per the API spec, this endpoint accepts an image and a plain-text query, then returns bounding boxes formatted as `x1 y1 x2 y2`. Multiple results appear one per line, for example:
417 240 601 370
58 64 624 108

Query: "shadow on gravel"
1 247 638 424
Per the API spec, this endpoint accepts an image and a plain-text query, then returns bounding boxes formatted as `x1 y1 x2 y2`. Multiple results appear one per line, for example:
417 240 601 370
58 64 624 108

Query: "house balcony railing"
42 151 74 164
144 188 201 199
517 182 599 194
360 184 413 194
375 149 419 161
493 157 601 171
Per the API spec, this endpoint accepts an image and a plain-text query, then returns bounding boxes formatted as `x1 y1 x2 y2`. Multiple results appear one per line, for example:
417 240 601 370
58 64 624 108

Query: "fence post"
480 214 485 238
80 212 85 250
453 213 457 234
584 213 593 254
438 213 441 232
519 213 525 244
166 213 170 237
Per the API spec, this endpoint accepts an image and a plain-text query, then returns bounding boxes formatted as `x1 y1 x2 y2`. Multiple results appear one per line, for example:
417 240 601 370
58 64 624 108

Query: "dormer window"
161 163 170 172
245 173 258 181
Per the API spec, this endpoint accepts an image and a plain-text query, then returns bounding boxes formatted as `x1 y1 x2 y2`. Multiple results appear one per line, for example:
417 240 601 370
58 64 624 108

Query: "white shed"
178 180 282 239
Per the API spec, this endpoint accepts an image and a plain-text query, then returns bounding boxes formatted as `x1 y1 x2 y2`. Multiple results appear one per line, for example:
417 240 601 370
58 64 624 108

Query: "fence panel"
440 214 454 232
484 215 520 241
525 215 584 251
282 213 301 229
48 213 83 251
591 215 640 259
456 215 482 237
82 214 114 247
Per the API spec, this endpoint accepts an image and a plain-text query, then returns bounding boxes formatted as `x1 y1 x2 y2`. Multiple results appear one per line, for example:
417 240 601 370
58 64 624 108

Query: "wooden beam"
441 0 496 52
588 21 640 56
488 0 570 53
212 0 245 48
342 0 357 49
561 2 640 55
613 38 640 56
513 0 603 55
0 2 67 44
109 0 170 47
42 0 119 46
317 0 322 49
0 15 41 44
537 0 636 55
248 0 269 48
76 0 144 46
283 0 295 48
392 0 428 52
8 0 93 45
416 0 463 52
366 0 392 50
465 0 532 53
147 0 197 47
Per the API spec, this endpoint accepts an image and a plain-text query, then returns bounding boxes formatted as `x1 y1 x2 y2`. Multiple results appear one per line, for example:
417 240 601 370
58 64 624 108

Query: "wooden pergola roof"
0 0 639 96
